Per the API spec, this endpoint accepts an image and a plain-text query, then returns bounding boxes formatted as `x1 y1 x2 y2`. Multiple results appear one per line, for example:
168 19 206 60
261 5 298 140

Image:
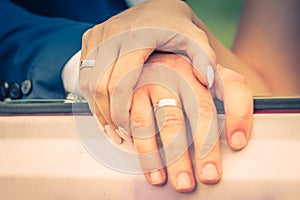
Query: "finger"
79 48 123 144
177 63 222 184
178 23 217 88
80 24 104 61
89 30 154 142
79 68 94 111
80 30 112 136
94 59 123 144
107 27 217 137
94 105 106 133
193 102 222 184
91 100 123 144
214 64 253 150
85 34 128 143
130 86 166 186
141 24 217 87
150 86 196 193
79 53 122 144
125 26 217 86
79 48 98 113
109 49 153 139
86 27 218 143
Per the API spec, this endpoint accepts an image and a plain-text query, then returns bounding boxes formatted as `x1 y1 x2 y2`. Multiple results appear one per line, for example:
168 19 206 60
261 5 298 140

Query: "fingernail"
231 131 246 149
104 125 123 144
117 127 133 143
207 65 214 88
177 172 192 190
201 163 219 181
149 170 163 185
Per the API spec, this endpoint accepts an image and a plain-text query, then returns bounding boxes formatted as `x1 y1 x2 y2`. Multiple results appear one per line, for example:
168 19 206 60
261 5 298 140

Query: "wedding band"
154 98 181 112
80 59 95 70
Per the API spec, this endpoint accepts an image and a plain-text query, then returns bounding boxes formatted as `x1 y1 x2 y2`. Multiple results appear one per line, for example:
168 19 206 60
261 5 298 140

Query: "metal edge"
0 97 300 115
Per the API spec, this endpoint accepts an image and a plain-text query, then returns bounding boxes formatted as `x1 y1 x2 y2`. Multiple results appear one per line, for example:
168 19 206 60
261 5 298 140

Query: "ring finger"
131 84 196 193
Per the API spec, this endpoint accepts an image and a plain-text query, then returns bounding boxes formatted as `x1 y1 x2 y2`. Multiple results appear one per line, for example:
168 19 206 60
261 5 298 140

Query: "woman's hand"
130 52 253 193
79 0 217 143
78 1 253 192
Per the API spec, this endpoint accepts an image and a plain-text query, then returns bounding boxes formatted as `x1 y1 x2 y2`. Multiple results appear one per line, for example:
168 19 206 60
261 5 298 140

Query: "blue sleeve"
0 0 94 99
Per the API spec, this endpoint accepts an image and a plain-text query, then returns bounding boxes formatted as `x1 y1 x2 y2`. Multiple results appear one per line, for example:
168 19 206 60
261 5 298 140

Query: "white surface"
61 50 83 96
1 113 300 200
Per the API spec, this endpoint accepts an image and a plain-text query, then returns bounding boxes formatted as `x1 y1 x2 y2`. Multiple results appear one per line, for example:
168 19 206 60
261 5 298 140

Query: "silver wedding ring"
154 98 181 112
80 59 95 70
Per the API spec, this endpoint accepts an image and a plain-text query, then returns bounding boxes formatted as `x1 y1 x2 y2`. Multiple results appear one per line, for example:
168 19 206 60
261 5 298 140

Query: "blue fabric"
0 0 128 99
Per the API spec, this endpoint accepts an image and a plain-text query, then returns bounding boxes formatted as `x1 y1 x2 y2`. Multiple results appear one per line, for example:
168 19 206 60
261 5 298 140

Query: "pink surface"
1 113 300 199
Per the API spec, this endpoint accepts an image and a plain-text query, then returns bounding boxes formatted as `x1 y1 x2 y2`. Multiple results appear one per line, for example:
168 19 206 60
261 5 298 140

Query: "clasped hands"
79 0 253 193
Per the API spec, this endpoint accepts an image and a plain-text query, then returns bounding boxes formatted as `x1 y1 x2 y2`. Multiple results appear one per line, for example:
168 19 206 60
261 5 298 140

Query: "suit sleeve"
0 0 94 99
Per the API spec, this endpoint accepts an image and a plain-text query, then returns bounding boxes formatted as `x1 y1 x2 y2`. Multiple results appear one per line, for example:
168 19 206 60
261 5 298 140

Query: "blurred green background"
185 0 243 48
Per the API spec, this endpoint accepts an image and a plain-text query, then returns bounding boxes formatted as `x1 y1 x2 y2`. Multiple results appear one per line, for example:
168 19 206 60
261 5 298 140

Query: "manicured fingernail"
231 131 246 149
116 127 133 143
149 170 163 185
201 163 219 181
104 125 123 144
177 172 192 190
207 65 214 88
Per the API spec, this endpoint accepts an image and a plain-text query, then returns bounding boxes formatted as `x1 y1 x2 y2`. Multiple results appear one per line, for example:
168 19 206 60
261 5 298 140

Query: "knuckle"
176 0 192 13
161 108 183 127
223 69 248 85
82 28 91 41
108 82 117 95
234 73 248 85
198 100 214 114
228 101 252 120
93 83 106 97
230 73 247 85
81 25 103 57
82 24 103 42
82 27 95 44
227 109 251 121
131 112 151 127
194 28 209 42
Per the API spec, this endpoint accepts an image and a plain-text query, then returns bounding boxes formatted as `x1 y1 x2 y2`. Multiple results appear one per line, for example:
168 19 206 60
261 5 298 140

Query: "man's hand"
129 52 253 193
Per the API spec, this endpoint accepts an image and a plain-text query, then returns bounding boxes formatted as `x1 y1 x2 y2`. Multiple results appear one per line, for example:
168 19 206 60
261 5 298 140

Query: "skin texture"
80 0 218 143
79 0 299 193
130 53 252 192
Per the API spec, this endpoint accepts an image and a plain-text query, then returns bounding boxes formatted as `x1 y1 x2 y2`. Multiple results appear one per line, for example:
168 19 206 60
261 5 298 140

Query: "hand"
79 0 217 143
130 52 253 193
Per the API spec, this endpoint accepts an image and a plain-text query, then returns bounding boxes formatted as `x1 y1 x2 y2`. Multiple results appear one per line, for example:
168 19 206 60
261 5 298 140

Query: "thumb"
213 64 253 150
